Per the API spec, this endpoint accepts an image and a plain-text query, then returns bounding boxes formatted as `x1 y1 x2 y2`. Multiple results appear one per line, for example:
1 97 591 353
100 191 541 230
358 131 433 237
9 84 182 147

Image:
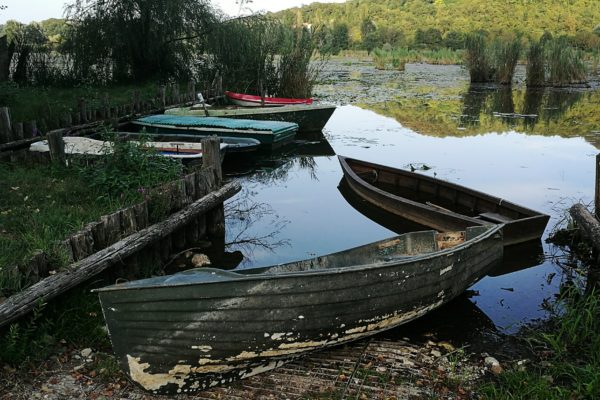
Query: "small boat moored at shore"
95 224 502 394
117 132 261 154
164 103 336 133
338 155 549 246
129 115 298 149
29 136 227 161
224 91 313 106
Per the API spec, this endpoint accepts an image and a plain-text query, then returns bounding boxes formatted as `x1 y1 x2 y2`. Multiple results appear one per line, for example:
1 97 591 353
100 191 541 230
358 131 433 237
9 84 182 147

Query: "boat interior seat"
478 212 513 223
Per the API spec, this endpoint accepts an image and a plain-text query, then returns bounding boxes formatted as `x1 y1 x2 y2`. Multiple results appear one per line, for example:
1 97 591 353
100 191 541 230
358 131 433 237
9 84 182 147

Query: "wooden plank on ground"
0 181 241 328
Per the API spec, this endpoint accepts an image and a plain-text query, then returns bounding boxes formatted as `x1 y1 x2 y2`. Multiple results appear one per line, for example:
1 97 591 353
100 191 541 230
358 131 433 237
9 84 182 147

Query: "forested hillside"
275 0 600 48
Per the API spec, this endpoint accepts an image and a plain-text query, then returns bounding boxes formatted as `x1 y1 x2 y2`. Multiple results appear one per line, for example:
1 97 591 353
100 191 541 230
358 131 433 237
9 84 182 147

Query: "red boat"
224 91 313 107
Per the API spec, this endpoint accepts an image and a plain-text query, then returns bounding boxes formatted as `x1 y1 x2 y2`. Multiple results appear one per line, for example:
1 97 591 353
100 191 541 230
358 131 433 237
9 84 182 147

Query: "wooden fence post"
202 136 225 238
595 154 600 219
188 80 195 102
78 98 87 123
12 122 23 141
23 120 37 138
0 107 12 144
47 130 66 165
159 85 166 108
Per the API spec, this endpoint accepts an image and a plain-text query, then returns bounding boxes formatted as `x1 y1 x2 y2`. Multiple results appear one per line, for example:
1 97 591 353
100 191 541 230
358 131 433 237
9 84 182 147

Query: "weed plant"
464 33 494 83
491 37 521 85
277 28 321 98
526 41 546 87
76 130 182 202
547 38 587 86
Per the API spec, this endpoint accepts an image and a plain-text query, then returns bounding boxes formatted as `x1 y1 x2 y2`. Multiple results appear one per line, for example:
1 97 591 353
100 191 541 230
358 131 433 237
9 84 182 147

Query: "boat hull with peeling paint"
95 225 503 394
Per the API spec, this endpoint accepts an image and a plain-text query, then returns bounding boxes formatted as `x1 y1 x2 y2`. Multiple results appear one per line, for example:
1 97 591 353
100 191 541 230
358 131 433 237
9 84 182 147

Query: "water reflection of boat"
338 178 430 234
383 294 497 344
487 239 545 277
95 225 502 394
339 155 550 246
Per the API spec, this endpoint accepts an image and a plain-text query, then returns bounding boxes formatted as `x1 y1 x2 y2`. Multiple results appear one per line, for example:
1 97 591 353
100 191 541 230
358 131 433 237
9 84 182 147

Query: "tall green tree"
64 0 217 83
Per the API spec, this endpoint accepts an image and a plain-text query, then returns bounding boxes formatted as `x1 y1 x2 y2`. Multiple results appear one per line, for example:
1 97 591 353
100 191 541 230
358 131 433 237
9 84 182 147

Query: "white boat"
29 137 228 160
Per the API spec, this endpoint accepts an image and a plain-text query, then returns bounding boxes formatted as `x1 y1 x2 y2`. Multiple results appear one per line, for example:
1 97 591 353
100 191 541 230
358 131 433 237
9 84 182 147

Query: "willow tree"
64 0 217 83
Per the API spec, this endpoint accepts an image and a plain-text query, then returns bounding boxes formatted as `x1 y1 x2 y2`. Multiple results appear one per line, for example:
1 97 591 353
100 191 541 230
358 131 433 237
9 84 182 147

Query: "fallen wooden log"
0 180 241 328
570 203 600 254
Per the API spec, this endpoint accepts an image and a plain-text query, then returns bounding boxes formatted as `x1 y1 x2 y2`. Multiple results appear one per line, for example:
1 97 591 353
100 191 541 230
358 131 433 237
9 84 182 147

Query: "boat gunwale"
338 155 549 220
94 224 502 293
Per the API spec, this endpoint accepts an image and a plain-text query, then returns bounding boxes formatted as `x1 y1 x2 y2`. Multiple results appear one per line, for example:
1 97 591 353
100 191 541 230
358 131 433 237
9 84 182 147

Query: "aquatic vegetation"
372 47 461 70
491 37 522 85
526 41 545 87
546 38 587 86
464 33 493 83
277 28 321 98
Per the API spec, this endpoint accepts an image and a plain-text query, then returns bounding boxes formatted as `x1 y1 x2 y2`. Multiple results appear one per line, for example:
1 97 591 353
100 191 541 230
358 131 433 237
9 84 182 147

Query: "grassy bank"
0 136 182 298
480 285 600 399
0 137 182 365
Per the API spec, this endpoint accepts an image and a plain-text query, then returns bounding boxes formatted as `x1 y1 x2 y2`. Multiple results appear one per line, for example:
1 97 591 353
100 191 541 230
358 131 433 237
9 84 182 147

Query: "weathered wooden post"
173 84 180 104
0 107 12 144
12 122 23 141
202 136 225 239
47 130 66 165
78 98 87 123
595 154 600 219
102 93 110 119
23 120 37 138
188 80 195 102
159 85 166 108
132 90 140 114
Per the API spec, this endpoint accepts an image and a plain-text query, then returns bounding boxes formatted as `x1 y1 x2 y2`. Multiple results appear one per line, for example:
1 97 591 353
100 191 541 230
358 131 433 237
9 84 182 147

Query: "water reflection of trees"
225 188 290 262
460 84 586 131
242 156 321 185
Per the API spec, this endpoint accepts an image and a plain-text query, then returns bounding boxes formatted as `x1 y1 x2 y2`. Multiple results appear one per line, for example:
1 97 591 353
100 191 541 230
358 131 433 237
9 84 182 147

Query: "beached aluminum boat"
95 224 502 394
338 155 549 246
129 115 298 149
224 91 313 106
164 103 336 133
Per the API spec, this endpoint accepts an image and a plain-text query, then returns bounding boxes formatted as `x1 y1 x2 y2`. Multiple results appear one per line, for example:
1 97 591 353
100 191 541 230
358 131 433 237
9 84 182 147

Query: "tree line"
274 0 600 55
0 0 317 98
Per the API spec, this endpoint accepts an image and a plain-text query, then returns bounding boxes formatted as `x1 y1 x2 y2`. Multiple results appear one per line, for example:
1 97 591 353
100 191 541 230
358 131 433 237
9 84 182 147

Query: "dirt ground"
1 335 505 400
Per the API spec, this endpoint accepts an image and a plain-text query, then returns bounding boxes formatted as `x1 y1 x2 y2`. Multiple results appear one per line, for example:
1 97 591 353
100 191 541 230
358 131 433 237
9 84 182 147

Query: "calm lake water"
224 61 600 336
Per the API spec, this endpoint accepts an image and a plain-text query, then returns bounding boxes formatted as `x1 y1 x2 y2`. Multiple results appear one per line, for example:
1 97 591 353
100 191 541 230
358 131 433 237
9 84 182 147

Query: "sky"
0 0 347 24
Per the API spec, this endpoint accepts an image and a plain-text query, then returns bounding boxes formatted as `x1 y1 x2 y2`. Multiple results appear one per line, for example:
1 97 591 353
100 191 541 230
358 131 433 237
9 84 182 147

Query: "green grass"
0 163 131 296
0 133 182 298
480 287 600 399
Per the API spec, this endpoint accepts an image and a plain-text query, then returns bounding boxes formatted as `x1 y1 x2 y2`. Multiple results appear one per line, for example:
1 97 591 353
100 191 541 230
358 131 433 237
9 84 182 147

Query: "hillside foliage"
275 0 600 50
